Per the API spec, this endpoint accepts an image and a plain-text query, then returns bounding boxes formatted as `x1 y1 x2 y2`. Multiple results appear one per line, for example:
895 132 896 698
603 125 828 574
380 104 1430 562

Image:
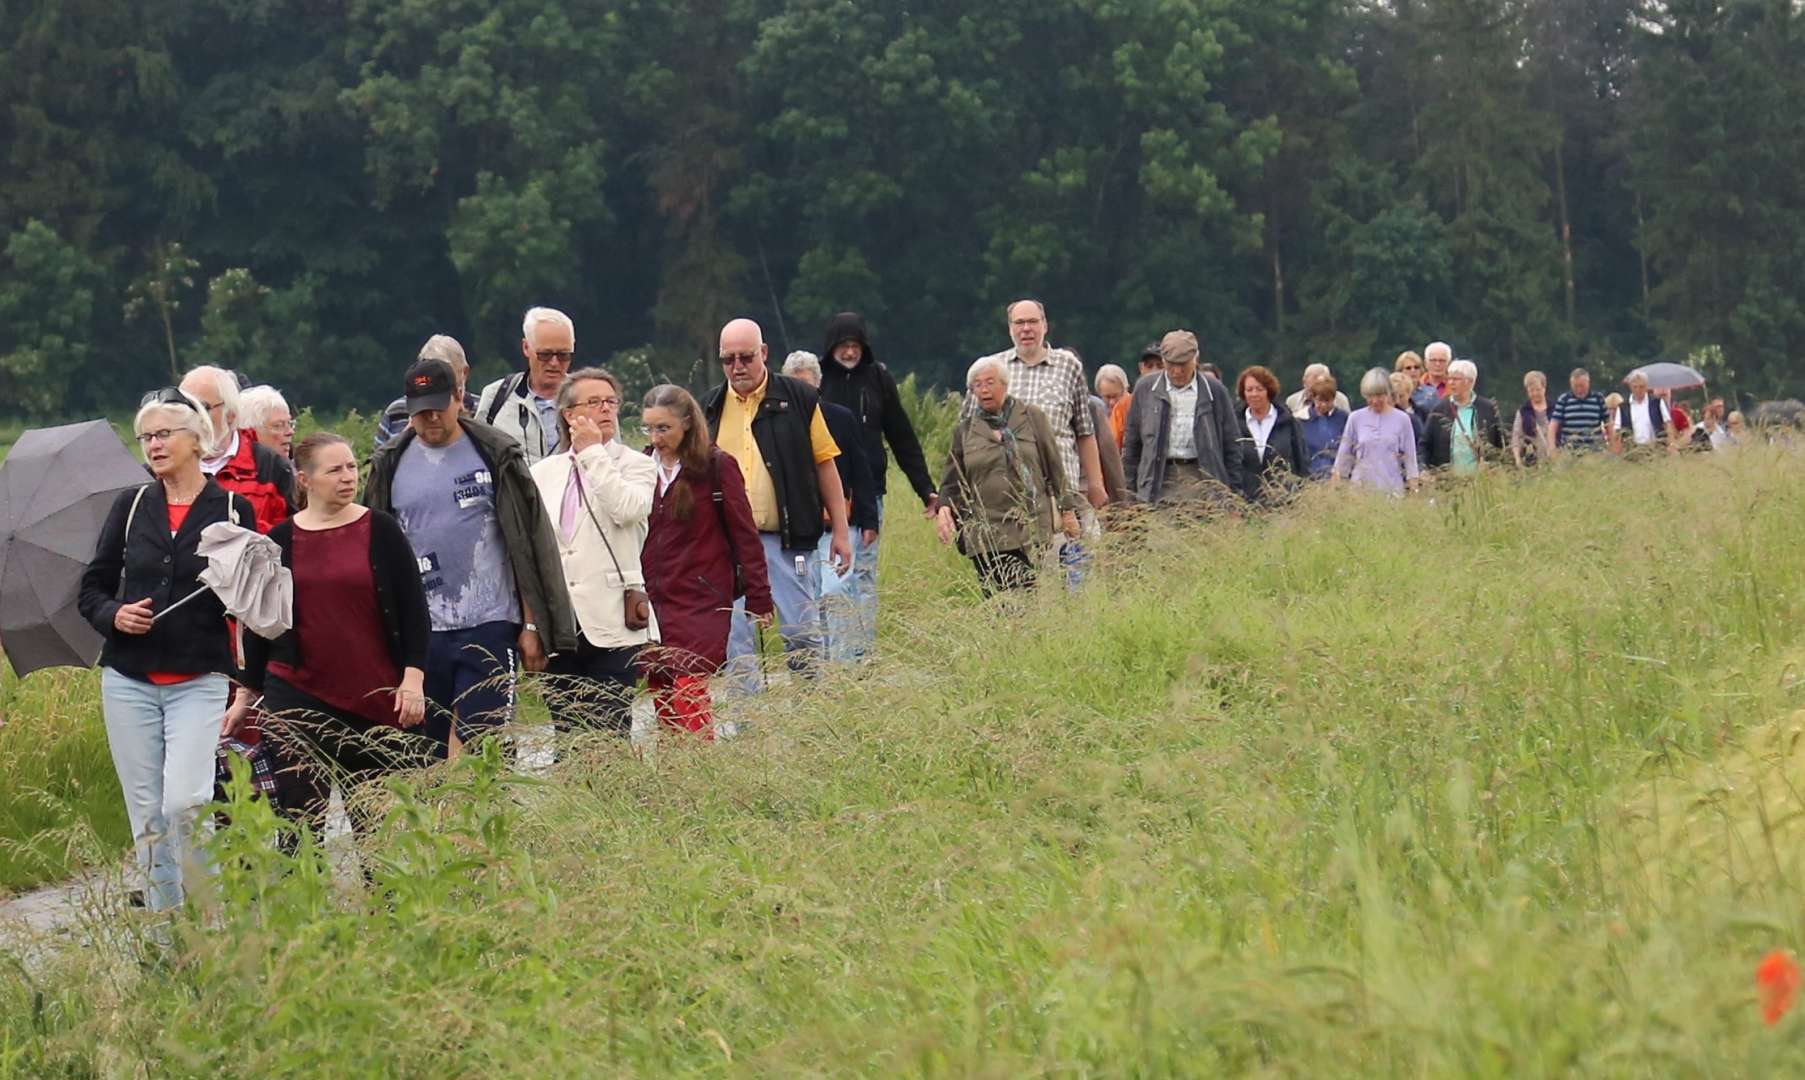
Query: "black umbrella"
0 420 148 678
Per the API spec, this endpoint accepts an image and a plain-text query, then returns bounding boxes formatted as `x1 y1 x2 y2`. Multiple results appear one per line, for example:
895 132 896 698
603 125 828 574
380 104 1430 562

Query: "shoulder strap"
116 485 151 601
483 373 521 425
570 455 629 581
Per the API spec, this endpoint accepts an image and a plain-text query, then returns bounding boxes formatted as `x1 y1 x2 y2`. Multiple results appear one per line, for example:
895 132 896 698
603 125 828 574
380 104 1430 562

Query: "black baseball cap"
1139 342 1163 361
404 358 456 415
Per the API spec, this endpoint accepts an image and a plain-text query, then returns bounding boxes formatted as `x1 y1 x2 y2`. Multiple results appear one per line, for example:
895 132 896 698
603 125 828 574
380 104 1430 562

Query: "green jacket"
363 416 578 656
938 398 1078 557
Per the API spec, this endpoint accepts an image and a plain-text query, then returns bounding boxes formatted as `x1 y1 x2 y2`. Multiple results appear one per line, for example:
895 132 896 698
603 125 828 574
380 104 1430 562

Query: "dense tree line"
3 0 1802 417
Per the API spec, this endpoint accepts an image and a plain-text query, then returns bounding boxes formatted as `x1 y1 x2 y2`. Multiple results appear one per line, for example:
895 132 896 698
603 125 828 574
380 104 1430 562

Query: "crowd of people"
72 301 1741 911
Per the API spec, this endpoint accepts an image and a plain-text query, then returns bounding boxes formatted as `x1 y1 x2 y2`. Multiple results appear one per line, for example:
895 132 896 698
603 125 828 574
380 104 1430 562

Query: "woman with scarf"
934 356 1080 594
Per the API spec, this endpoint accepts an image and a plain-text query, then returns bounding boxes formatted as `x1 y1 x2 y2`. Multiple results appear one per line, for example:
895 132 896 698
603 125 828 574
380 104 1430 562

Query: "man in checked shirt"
964 300 1111 524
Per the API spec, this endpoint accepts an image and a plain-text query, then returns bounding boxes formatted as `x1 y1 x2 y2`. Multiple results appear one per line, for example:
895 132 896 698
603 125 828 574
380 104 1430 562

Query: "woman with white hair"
78 388 256 913
1332 368 1420 493
935 356 1080 593
238 385 294 459
1420 358 1503 472
1095 364 1132 449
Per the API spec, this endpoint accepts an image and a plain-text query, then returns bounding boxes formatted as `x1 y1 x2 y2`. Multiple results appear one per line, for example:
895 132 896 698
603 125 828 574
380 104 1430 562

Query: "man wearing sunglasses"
475 306 575 464
704 318 852 684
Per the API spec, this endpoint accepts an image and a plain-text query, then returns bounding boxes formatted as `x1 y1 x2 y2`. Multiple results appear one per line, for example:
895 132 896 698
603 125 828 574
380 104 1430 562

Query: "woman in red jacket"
639 385 772 737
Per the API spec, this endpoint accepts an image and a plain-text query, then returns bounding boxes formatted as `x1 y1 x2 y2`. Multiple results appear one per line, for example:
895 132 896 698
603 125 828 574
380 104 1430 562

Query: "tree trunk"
161 303 179 382
1554 137 1576 325
1634 189 1651 319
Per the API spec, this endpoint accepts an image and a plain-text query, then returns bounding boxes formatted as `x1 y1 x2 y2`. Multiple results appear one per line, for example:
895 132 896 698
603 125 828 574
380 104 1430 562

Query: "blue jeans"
99 669 230 912
813 498 880 663
726 532 821 690
422 620 518 756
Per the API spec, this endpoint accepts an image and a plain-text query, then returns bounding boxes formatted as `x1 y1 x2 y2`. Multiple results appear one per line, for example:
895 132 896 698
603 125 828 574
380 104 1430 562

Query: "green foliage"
0 668 127 893
0 221 101 416
8 451 1805 1071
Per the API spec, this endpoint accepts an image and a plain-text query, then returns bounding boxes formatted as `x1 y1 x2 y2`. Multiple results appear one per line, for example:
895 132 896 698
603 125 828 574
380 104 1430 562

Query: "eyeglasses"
719 352 760 368
267 418 295 433
640 423 676 437
534 350 575 364
139 387 198 412
1400 363 1422 372
567 396 620 411
135 429 182 445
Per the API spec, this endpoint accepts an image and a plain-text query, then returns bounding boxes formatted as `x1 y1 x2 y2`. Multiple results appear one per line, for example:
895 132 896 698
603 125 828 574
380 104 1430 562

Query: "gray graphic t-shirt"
391 436 521 632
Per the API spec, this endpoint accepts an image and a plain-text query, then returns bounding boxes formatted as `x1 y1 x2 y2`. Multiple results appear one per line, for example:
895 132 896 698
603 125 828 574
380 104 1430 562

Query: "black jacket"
704 372 828 551
241 510 432 693
821 400 881 531
1421 395 1505 469
815 312 936 505
78 481 256 681
362 417 578 656
1235 407 1308 502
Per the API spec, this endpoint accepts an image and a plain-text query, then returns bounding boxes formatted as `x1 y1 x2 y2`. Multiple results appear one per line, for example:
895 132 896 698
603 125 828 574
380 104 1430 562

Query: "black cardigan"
78 481 256 681
240 509 430 694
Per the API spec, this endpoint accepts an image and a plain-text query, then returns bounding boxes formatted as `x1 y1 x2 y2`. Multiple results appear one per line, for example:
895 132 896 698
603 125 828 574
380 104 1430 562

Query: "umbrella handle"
150 585 209 624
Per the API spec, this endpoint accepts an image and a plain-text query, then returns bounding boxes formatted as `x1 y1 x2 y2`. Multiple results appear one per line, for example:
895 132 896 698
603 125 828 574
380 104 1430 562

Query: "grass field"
5 437 1805 1074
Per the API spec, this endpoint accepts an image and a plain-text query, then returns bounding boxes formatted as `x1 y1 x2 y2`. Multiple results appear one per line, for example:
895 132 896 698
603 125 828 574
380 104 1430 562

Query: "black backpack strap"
483 372 521 425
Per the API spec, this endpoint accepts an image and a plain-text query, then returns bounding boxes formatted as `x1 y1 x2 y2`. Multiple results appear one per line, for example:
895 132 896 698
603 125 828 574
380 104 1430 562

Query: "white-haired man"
1410 340 1454 417
476 306 576 464
237 385 294 459
178 364 295 532
375 335 479 452
1420 358 1503 472
1284 363 1351 419
1611 371 1678 455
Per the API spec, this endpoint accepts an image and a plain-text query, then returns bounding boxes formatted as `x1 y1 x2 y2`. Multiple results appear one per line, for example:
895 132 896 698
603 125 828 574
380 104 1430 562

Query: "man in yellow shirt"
704 318 852 681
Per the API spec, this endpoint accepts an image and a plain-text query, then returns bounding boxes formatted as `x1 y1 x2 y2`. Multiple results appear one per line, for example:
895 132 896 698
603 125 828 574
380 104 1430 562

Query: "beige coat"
938 399 1077 557
530 441 658 648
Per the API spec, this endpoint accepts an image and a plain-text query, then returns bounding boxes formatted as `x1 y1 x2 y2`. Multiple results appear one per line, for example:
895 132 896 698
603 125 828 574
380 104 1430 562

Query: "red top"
147 502 199 687
267 513 401 727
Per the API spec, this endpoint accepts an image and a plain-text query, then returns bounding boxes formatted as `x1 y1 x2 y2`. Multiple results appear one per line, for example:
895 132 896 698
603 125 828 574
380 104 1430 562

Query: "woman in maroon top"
243 433 432 838
639 385 772 736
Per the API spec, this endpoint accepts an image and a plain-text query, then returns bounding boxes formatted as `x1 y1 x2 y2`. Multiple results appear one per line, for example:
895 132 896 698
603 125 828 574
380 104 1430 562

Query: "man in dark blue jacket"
783 350 880 662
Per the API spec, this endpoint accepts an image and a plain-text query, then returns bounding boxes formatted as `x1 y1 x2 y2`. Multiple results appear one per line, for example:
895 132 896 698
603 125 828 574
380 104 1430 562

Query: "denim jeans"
726 532 822 691
422 620 519 757
99 668 230 912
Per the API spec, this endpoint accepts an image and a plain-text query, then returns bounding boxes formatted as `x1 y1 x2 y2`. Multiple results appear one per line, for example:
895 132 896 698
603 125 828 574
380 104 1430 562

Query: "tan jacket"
530 442 659 649
938 399 1077 556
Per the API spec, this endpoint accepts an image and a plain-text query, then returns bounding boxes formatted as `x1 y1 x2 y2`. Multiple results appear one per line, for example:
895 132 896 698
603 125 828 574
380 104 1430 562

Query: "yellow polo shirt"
717 374 840 531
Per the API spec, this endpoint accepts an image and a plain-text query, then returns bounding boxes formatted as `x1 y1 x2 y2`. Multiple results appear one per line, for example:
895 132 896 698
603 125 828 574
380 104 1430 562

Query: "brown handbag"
572 458 652 631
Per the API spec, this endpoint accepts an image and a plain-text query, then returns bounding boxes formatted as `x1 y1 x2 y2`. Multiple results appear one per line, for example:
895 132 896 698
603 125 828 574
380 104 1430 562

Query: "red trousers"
647 672 713 739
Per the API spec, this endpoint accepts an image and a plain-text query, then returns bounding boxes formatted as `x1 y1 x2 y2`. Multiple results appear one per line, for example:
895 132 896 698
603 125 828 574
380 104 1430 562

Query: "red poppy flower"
1756 950 1800 1026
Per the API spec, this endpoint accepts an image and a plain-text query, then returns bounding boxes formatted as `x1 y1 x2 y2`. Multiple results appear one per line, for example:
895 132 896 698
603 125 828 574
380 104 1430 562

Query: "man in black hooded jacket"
814 311 936 660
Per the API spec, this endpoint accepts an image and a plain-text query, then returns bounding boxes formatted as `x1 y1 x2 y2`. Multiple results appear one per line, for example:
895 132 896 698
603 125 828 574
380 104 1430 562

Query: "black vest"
705 373 826 550
1618 396 1668 440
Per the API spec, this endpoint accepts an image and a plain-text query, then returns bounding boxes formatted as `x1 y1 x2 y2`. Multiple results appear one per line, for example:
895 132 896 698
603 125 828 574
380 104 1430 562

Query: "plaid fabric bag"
216 736 278 796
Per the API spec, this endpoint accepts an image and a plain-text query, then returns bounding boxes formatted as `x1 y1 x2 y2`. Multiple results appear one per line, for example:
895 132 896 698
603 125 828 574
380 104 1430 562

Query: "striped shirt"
963 346 1094 490
1550 391 1608 450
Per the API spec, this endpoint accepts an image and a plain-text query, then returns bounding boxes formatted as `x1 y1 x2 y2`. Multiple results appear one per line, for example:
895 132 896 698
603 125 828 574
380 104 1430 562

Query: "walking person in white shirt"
1610 371 1678 456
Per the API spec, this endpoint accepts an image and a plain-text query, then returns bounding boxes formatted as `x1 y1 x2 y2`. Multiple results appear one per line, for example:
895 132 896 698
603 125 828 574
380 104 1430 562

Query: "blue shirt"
390 435 520 632
1300 408 1350 478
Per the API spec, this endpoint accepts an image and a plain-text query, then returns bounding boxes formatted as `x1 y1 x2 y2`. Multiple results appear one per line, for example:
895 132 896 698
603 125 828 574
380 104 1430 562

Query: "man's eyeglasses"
267 419 296 433
534 350 575 364
719 351 760 369
567 396 620 411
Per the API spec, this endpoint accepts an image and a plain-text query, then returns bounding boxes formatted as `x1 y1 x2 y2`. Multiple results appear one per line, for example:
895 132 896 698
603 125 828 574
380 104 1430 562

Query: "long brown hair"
292 432 351 511
642 384 713 520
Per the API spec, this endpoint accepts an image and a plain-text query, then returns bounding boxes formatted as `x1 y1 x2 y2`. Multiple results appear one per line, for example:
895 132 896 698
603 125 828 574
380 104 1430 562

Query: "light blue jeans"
814 497 881 663
99 668 229 912
726 532 823 691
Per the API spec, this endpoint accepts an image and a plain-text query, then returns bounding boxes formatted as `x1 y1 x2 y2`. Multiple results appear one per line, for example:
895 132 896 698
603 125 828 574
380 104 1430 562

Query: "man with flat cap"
1119 330 1244 504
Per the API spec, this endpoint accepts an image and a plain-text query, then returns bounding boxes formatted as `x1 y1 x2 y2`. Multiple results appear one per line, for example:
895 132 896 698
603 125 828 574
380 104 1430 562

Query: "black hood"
821 311 876 370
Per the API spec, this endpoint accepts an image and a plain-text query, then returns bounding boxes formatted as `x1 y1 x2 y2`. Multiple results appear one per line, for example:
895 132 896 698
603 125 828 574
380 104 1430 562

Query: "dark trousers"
261 675 432 841
422 620 519 758
971 549 1036 596
544 637 640 737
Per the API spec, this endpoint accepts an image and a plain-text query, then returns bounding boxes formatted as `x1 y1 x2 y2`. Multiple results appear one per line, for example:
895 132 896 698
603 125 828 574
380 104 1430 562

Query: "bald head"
719 318 769 395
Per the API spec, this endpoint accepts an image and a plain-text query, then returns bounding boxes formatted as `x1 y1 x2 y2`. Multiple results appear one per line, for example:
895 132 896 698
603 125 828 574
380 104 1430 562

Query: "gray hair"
1523 370 1547 390
553 367 623 449
134 389 213 455
1094 363 1129 394
418 334 469 379
237 385 290 433
1425 341 1453 362
522 306 575 346
781 350 823 384
967 355 1010 390
180 365 241 428
1447 359 1477 382
1359 367 1392 399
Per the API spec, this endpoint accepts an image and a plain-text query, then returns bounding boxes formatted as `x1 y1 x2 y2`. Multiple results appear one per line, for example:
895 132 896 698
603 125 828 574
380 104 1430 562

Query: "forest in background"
2 0 1801 415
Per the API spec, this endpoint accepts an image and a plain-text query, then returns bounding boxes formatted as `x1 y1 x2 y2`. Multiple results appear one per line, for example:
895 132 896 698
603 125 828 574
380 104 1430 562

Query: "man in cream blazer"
530 368 659 741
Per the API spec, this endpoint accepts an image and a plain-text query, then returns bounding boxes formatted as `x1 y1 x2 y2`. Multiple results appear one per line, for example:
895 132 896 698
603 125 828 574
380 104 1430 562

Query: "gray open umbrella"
0 420 148 678
1625 361 1707 391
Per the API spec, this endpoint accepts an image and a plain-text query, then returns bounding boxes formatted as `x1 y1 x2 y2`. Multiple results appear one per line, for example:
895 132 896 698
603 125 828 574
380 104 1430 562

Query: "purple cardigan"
1332 406 1419 492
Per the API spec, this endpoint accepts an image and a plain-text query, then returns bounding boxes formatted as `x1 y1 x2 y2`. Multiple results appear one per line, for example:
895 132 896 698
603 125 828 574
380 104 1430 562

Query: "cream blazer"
530 442 658 648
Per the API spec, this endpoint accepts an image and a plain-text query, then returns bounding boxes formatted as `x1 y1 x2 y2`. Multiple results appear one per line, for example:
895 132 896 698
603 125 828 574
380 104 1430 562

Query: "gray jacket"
1119 371 1244 501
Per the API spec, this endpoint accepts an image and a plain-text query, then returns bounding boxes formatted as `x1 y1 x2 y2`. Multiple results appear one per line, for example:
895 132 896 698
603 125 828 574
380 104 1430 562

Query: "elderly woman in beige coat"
531 367 658 740
934 356 1080 594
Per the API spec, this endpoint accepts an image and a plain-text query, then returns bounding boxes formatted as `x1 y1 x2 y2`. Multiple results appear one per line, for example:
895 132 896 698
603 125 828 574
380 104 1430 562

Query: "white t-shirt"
1629 396 1665 445
1167 377 1199 459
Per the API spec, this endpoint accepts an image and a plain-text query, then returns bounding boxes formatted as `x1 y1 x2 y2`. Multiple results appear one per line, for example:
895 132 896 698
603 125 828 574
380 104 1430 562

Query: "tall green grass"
7 446 1805 1075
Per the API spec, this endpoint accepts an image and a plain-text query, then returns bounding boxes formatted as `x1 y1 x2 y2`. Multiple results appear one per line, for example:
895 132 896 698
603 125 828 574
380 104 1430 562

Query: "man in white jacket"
529 366 658 742
478 306 575 464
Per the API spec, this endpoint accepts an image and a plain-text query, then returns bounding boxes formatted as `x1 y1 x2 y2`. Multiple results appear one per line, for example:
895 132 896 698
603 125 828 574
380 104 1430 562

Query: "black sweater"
240 510 431 693
78 481 256 681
